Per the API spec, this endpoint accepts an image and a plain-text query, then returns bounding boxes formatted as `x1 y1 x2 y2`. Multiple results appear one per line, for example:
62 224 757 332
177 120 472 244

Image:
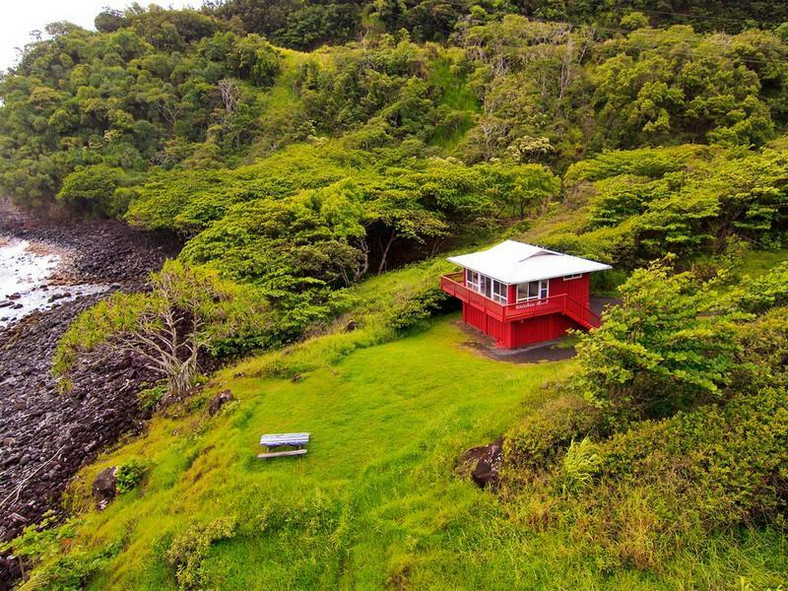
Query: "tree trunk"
377 231 395 274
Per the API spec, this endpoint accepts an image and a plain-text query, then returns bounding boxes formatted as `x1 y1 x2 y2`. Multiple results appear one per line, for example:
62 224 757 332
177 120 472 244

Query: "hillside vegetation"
12 256 788 589
1 1 787 589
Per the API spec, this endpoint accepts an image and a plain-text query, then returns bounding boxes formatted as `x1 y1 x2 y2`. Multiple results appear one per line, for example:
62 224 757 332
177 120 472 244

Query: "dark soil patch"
457 321 576 363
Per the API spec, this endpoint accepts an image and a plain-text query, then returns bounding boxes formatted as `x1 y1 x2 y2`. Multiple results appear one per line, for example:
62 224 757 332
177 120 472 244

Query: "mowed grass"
58 315 787 590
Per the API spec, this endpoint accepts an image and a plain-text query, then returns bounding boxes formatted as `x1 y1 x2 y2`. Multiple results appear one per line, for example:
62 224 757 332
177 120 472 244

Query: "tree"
55 261 270 401
573 258 743 424
365 188 448 272
56 165 129 217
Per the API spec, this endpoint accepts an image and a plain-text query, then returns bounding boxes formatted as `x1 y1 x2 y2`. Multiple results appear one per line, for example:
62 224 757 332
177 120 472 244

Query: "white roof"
447 240 611 284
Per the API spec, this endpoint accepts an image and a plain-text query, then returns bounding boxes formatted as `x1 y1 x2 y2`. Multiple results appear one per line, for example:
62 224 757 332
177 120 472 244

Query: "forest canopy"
1 2 786 349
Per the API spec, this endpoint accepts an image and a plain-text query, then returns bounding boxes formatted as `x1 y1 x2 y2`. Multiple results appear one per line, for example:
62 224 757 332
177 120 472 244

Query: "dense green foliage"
503 256 788 572
3 7 788 210
572 258 743 423
5 5 785 364
206 0 788 48
114 460 148 495
529 144 788 266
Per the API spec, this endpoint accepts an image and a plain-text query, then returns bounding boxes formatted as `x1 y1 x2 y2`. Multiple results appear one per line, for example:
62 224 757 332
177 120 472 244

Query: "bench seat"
257 449 308 459
260 432 310 447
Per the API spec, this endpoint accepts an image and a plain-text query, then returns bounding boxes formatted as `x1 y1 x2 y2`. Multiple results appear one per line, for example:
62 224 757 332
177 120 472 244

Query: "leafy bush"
735 306 788 386
55 261 273 398
503 384 788 570
504 394 604 473
602 386 788 530
1 512 120 590
166 516 237 590
115 459 147 494
731 263 788 314
538 146 787 269
57 165 136 218
501 265 788 571
137 383 168 411
572 258 742 424
20 545 120 591
384 286 449 332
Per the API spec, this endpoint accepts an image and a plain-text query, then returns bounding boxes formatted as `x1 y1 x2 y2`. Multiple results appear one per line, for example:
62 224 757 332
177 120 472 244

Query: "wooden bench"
258 432 310 459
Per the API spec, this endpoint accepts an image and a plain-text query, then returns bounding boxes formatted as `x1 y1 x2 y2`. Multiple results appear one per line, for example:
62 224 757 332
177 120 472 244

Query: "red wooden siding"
463 302 487 333
510 313 579 347
463 303 513 346
486 315 510 346
547 273 590 302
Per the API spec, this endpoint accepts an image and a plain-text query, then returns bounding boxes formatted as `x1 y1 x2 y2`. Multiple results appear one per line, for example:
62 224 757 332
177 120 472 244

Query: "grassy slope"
57 314 787 589
67 318 573 589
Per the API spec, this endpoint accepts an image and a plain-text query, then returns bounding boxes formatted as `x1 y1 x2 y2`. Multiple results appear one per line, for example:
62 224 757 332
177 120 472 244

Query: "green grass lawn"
49 315 786 590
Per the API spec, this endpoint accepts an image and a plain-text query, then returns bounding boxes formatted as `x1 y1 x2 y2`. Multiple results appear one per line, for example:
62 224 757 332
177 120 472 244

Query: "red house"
440 240 611 348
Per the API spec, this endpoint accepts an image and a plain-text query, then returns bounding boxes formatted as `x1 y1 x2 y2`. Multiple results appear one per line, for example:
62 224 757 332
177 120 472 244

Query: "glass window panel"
492 280 507 303
517 280 548 302
481 275 492 298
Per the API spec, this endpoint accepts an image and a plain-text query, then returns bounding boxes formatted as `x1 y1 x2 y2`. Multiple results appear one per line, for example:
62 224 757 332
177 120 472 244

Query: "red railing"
440 273 601 328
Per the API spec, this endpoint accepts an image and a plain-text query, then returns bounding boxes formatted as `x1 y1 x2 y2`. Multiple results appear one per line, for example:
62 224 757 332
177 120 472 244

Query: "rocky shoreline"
0 205 180 587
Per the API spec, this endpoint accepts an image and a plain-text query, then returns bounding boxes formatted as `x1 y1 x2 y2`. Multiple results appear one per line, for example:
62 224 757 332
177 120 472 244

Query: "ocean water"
0 237 107 328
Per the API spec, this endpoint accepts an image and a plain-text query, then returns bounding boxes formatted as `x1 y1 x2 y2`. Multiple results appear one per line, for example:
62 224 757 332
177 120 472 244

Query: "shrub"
54 261 273 399
601 386 788 529
1 512 119 590
504 393 604 474
385 286 450 332
505 386 788 569
735 306 788 386
166 516 237 590
136 383 168 411
115 459 147 494
572 258 742 424
731 263 788 314
56 165 132 218
21 546 120 591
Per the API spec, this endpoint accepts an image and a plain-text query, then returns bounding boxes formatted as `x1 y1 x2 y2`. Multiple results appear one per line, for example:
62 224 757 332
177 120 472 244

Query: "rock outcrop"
0 206 181 588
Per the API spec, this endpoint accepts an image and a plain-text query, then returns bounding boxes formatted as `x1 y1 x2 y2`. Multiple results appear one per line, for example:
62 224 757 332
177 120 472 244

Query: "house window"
491 280 508 304
466 270 480 291
480 275 492 298
516 279 549 302
563 274 582 281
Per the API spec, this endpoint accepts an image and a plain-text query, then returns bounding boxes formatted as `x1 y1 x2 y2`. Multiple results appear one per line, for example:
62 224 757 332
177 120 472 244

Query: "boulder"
471 440 503 488
458 439 504 489
92 466 117 509
207 390 235 416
